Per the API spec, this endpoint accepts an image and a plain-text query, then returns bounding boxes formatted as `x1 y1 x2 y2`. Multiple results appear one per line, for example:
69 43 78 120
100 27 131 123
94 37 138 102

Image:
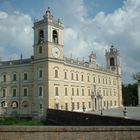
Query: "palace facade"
0 8 122 118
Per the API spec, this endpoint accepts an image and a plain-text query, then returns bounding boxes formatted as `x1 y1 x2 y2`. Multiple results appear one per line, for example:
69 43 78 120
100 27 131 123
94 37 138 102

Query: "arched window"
2 88 6 97
39 69 43 78
3 74 6 82
39 30 44 43
55 87 59 96
12 101 18 108
1 101 7 108
53 30 58 43
39 86 43 96
64 71 67 79
55 69 58 78
110 57 115 66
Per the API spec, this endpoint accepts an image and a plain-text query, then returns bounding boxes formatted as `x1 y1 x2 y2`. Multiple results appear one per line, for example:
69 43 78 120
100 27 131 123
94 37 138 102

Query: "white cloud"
1 0 140 83
0 11 8 19
61 0 140 83
0 10 33 60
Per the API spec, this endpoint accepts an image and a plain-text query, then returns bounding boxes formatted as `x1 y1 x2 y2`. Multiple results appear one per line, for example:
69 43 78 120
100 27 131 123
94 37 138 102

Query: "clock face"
52 47 60 58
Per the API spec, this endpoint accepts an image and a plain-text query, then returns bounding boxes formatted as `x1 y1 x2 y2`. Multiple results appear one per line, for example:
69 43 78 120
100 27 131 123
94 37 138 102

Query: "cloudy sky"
0 0 140 84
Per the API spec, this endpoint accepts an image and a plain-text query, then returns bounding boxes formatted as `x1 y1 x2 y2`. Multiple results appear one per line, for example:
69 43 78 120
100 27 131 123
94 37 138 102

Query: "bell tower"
33 7 64 60
105 45 121 75
89 51 96 68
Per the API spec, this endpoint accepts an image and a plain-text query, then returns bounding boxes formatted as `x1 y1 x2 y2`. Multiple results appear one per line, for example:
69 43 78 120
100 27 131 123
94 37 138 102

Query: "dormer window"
53 30 58 43
39 30 44 43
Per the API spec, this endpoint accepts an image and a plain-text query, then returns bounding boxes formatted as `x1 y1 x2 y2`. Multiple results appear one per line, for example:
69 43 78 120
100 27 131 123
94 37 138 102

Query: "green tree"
122 83 138 106
133 72 140 83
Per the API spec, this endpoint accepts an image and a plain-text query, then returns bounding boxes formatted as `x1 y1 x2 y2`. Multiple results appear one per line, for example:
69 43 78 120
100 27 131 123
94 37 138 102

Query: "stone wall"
0 126 140 140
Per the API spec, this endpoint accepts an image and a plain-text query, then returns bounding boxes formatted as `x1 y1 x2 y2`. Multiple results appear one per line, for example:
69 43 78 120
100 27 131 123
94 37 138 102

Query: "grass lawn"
0 117 46 125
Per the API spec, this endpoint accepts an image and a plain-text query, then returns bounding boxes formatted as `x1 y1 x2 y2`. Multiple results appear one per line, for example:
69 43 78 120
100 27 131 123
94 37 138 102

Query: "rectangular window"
82 102 85 111
13 88 17 97
110 89 112 96
114 89 116 96
3 75 6 82
72 102 75 110
103 89 105 96
24 73 28 80
39 46 42 54
64 72 67 79
82 89 84 96
2 89 6 97
72 88 74 96
81 75 84 81
77 88 79 96
103 78 104 84
88 89 90 96
55 70 58 78
76 74 78 81
110 101 112 106
71 73 74 80
13 73 17 81
40 103 43 109
39 69 43 78
98 77 100 83
77 102 79 109
87 76 90 82
93 76 96 83
23 88 28 97
55 87 59 96
65 87 67 96
39 86 43 96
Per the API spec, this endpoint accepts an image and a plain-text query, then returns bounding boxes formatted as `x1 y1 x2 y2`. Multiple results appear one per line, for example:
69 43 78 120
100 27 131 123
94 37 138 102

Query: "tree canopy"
133 72 140 83
122 83 138 106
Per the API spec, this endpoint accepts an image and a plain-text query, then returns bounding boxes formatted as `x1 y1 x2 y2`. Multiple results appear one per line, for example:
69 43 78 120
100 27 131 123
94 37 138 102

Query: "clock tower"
33 7 64 60
32 7 64 118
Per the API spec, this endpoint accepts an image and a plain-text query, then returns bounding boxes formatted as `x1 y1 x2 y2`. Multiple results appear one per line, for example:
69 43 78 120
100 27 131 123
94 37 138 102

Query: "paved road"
88 107 140 120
